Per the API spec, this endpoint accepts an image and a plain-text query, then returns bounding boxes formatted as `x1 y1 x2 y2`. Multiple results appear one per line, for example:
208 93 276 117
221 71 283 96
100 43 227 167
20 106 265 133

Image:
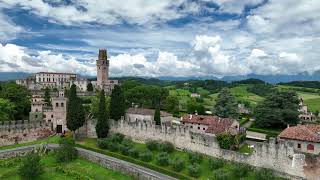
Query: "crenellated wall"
110 119 307 179
0 120 54 146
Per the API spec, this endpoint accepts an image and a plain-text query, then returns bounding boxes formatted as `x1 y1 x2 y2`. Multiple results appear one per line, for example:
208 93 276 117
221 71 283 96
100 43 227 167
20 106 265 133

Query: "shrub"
232 163 251 177
156 152 169 166
187 163 201 178
212 169 233 180
119 138 133 155
146 140 160 151
188 152 203 164
56 137 77 163
171 157 185 172
208 158 225 170
97 138 110 149
159 141 175 153
108 142 119 152
139 150 153 162
129 148 139 158
255 168 274 180
18 153 43 180
216 132 235 150
110 133 125 143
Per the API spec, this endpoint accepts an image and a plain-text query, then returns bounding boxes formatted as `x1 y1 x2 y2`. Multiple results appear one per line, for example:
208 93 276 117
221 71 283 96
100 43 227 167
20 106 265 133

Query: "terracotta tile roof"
279 125 320 143
181 115 236 134
126 108 172 117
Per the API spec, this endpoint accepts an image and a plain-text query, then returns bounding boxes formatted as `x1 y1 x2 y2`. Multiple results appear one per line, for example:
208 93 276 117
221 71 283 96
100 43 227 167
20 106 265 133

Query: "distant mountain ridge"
1 72 320 84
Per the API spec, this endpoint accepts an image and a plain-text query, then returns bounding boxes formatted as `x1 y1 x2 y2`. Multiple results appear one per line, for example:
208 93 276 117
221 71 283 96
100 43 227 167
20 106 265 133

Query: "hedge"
246 128 280 138
75 144 192 180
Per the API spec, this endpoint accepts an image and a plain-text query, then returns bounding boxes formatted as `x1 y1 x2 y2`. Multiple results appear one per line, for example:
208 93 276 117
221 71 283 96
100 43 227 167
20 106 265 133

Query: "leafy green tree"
87 82 93 92
66 84 85 139
110 85 126 121
90 94 110 118
0 98 15 121
0 82 30 120
154 107 161 125
214 88 238 118
96 90 109 138
55 137 78 162
216 132 235 150
254 90 300 128
165 95 179 114
18 153 43 180
44 87 51 106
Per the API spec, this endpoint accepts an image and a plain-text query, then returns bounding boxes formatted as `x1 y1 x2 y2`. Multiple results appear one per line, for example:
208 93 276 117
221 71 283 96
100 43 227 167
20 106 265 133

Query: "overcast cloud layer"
0 0 319 77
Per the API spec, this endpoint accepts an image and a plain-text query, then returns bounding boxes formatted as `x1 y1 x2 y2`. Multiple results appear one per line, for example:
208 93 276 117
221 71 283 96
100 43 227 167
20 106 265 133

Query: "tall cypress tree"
44 87 51 106
95 90 109 138
154 107 161 125
66 84 85 139
110 85 125 121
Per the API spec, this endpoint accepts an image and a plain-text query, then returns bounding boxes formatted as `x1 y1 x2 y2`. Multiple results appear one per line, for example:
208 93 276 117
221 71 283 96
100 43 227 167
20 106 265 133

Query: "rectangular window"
298 144 301 148
51 115 53 118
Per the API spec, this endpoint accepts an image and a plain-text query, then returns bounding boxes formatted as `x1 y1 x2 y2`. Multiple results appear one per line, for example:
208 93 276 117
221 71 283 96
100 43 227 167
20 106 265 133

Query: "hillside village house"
298 98 316 122
181 114 240 135
126 108 173 124
278 124 320 155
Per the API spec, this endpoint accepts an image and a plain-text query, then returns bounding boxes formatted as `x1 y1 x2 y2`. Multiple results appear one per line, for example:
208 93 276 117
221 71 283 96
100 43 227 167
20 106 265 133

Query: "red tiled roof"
182 115 235 134
126 108 172 117
279 125 320 143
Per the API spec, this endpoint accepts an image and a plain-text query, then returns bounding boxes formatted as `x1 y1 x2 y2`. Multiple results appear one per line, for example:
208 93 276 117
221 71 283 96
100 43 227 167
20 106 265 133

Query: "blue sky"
0 0 319 77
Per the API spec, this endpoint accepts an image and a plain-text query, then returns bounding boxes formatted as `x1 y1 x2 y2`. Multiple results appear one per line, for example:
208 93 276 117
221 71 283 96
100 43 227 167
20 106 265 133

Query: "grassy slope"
78 138 283 180
277 85 320 112
0 153 132 180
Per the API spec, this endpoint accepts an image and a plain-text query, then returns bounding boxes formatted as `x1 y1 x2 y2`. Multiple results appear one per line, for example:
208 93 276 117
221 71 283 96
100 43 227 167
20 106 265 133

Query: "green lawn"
0 153 132 180
0 135 61 150
239 144 254 154
77 138 284 180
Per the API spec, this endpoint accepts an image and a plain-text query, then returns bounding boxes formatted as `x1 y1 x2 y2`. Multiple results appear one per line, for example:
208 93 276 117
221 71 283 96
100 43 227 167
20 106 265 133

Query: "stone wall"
0 144 176 180
0 120 54 146
110 119 308 179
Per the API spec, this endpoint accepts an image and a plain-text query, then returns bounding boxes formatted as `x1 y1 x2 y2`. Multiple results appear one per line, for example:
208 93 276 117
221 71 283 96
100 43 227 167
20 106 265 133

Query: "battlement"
109 118 306 179
0 120 53 147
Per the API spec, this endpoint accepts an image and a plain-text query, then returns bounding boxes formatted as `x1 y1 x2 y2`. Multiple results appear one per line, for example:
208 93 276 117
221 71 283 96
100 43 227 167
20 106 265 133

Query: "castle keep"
16 49 118 93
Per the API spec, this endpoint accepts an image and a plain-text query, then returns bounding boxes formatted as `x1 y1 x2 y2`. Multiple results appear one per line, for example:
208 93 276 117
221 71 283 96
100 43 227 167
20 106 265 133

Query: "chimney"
98 49 107 60
195 110 198 116
218 117 221 123
189 114 192 120
287 124 290 128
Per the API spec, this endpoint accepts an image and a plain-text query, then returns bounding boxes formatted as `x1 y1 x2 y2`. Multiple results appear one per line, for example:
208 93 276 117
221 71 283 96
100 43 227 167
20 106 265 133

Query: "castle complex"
16 49 118 93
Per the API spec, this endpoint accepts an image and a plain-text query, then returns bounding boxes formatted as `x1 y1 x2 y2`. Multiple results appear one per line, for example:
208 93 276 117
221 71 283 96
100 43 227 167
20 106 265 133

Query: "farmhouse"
180 114 239 135
278 124 320 154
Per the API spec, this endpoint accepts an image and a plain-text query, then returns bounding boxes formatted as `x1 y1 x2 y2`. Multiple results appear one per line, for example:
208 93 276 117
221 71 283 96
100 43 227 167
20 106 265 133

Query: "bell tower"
96 49 109 87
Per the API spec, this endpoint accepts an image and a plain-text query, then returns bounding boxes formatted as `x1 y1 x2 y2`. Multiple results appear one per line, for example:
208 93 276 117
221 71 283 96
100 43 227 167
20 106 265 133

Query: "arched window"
36 109 38 112
61 103 64 107
307 144 314 151
56 103 59 107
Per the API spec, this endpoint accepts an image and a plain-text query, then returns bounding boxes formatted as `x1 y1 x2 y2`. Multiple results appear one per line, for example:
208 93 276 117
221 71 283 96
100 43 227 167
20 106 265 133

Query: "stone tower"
96 49 109 87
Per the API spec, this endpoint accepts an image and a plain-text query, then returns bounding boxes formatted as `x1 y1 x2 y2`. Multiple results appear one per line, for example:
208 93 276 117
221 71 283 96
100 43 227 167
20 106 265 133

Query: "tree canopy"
96 89 109 138
44 87 51 106
0 82 30 120
165 95 179 115
66 84 85 135
87 82 93 92
213 88 238 118
254 90 300 128
154 107 161 125
110 85 126 121
0 98 15 121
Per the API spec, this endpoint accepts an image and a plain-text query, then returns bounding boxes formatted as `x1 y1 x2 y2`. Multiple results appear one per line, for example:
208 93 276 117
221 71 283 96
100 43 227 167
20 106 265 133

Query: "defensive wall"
110 119 314 179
